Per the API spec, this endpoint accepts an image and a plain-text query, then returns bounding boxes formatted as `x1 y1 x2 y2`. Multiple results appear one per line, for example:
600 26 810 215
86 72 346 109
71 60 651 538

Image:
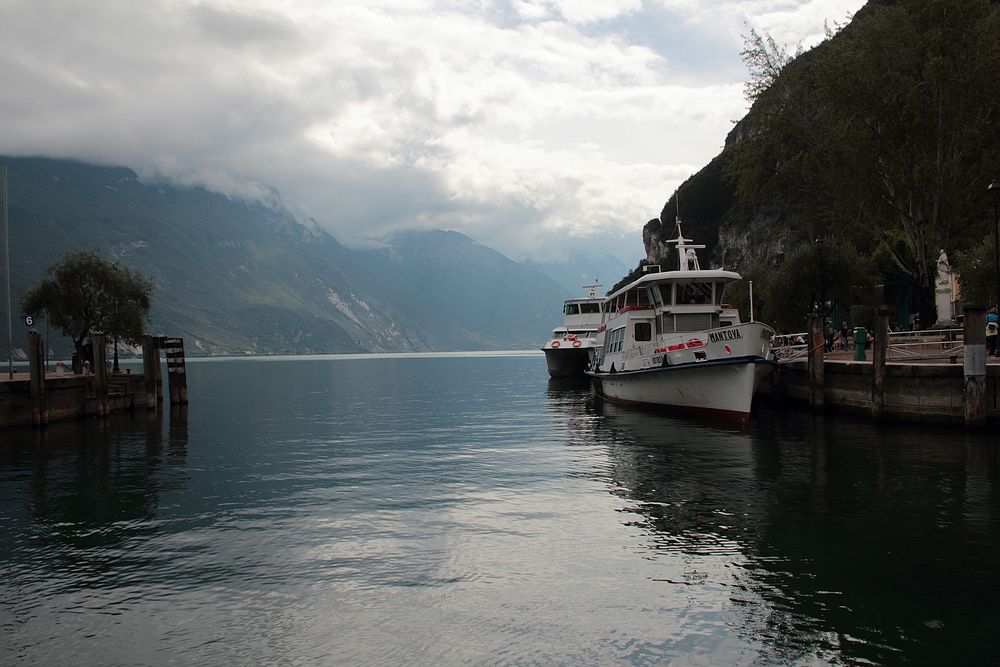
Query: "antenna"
584 276 602 299
665 217 705 271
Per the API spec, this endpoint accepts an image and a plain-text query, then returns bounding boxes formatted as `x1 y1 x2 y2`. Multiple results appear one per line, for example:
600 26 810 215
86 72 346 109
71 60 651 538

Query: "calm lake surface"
1 353 999 665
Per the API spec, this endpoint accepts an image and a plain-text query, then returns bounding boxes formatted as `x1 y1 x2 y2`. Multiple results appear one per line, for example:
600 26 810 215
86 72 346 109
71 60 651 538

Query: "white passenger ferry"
587 223 776 424
541 282 605 377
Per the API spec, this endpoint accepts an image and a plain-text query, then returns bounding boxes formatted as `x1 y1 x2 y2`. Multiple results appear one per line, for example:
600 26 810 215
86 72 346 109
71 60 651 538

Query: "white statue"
934 249 954 325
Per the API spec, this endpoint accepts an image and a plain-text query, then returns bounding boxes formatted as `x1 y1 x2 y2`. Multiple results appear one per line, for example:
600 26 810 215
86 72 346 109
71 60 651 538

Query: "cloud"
0 0 864 262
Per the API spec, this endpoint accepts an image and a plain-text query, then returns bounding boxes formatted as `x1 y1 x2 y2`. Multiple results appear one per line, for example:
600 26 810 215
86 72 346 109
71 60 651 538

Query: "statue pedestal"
935 278 953 326
934 250 956 326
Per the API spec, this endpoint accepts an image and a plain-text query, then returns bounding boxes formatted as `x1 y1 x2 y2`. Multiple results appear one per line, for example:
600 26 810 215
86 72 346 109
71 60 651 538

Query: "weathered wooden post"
142 335 159 409
964 305 987 428
28 330 47 426
92 333 108 416
152 337 164 404
162 337 188 404
871 307 889 422
808 313 825 411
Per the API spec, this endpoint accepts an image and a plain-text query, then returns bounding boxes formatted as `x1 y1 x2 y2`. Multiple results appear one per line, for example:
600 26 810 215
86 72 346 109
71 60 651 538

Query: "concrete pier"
1 332 185 430
761 348 999 427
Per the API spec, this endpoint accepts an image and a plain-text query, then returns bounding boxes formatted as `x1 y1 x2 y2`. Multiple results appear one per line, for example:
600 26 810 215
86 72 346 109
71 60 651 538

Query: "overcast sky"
0 0 864 263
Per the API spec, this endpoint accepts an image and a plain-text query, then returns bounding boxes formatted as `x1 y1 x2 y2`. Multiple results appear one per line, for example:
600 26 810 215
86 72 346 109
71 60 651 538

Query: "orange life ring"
551 340 561 348
572 340 582 348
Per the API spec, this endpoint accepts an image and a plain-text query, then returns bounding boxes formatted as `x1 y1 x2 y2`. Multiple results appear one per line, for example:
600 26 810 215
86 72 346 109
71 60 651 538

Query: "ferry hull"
543 347 593 377
589 357 775 423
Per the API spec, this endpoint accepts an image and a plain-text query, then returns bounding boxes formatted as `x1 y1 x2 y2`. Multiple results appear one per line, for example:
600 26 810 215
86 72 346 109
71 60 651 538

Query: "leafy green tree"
733 238 877 333
21 251 153 371
954 236 997 307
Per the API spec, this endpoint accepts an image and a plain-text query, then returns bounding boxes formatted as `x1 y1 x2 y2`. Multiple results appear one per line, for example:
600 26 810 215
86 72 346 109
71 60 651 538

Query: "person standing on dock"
824 319 835 352
839 321 851 351
987 307 998 356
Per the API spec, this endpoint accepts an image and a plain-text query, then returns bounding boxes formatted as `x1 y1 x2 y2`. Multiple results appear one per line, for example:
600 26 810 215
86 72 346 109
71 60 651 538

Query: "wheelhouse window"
580 302 601 314
564 303 580 315
657 284 673 306
634 322 652 341
676 282 713 305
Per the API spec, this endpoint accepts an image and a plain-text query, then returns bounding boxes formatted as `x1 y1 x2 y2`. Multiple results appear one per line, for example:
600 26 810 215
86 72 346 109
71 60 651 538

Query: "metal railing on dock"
772 327 967 365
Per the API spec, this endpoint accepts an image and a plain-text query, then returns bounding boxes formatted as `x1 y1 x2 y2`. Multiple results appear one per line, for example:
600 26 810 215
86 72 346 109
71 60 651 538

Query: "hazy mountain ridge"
1 157 570 356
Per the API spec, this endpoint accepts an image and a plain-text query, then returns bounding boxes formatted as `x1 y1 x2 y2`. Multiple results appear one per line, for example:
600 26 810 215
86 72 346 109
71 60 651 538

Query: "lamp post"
111 263 120 373
990 180 1000 310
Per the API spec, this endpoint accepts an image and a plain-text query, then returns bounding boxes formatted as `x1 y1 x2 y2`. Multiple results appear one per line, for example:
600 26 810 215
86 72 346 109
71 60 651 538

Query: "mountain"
0 157 570 356
524 250 632 299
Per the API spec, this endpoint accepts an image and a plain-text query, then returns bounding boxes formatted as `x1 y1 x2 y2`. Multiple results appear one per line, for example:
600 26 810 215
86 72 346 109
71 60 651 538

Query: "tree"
728 239 877 333
739 26 799 103
20 251 153 372
954 236 995 307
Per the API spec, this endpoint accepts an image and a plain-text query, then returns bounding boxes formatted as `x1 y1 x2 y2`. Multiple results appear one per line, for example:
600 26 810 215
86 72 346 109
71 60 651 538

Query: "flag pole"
3 165 12 379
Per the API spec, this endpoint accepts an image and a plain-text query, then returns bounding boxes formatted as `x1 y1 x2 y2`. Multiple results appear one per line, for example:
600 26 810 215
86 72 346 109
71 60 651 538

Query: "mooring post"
964 305 987 428
142 335 158 409
161 337 188 405
28 330 47 426
808 313 825 411
153 338 163 403
871 307 889 422
92 333 108 416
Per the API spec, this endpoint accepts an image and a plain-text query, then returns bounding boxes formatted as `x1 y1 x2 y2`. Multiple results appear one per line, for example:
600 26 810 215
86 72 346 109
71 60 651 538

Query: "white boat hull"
589 356 776 424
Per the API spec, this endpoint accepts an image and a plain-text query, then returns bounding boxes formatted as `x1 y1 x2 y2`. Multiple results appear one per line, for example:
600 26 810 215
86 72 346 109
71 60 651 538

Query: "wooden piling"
28 331 47 426
808 313 825 411
161 337 188 404
871 307 889 422
964 305 987 428
142 335 159 409
92 333 108 416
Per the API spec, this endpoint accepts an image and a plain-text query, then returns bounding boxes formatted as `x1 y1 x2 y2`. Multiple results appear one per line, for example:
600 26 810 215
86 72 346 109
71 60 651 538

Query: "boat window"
637 289 652 308
676 282 713 305
658 284 673 306
580 302 601 314
605 327 626 354
651 286 662 308
564 303 580 315
634 322 652 341
715 284 726 305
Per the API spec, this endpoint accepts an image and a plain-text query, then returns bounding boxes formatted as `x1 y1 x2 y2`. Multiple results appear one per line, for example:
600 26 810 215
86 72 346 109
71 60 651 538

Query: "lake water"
1 353 998 665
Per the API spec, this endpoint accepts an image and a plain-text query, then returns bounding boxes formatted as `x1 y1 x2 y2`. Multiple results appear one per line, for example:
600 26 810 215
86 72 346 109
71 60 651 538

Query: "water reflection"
0 409 189 565
568 390 1000 663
